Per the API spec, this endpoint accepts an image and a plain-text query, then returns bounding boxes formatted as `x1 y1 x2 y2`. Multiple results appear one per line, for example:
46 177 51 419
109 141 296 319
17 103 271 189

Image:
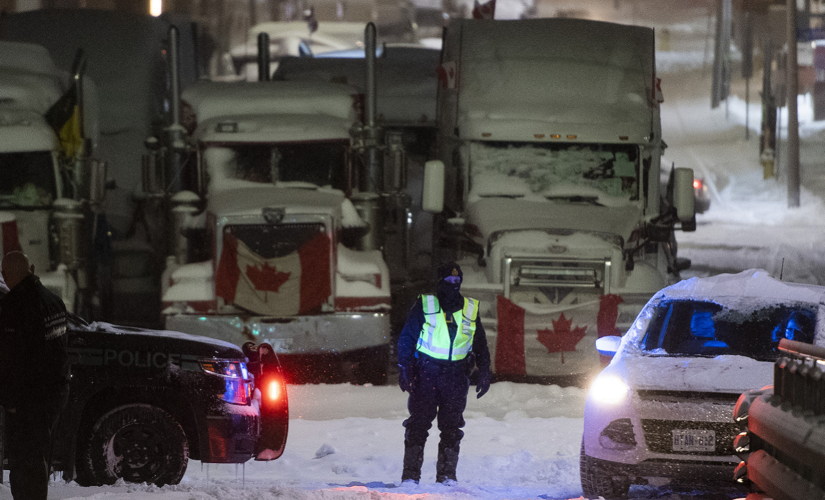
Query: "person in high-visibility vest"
396 261 491 485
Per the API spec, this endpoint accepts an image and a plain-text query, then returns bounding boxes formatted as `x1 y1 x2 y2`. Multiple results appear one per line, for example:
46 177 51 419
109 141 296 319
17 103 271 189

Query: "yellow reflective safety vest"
416 295 479 361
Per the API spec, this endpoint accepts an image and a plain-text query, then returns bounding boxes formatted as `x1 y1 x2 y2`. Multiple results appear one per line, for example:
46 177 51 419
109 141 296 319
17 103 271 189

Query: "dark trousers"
7 387 68 500
403 357 469 449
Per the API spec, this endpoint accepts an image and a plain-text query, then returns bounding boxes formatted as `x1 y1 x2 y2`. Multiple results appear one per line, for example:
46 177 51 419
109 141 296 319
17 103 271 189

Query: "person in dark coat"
396 261 491 485
0 251 70 500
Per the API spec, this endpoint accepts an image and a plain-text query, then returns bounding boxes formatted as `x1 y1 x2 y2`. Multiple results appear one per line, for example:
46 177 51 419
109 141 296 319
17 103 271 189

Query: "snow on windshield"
467 141 640 207
640 299 816 360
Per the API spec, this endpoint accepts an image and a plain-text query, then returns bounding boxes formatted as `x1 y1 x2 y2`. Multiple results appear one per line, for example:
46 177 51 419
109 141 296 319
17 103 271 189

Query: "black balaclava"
436 261 463 313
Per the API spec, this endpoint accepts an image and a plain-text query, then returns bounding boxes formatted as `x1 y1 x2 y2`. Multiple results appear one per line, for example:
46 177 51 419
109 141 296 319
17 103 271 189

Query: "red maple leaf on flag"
536 313 587 364
246 263 291 293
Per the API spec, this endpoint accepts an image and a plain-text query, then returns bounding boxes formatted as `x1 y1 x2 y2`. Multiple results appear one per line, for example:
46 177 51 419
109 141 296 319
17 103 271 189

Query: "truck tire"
81 404 188 486
580 440 630 500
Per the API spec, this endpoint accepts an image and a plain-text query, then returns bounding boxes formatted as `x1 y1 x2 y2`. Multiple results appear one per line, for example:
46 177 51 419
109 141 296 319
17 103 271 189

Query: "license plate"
672 429 715 452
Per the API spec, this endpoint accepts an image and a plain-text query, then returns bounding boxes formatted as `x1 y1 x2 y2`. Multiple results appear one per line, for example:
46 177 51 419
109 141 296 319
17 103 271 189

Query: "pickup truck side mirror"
596 335 622 357
672 167 696 231
422 160 445 213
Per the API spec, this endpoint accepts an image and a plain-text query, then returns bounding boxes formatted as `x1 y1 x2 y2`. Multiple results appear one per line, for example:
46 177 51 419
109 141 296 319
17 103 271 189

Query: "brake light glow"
693 179 702 189
267 379 281 401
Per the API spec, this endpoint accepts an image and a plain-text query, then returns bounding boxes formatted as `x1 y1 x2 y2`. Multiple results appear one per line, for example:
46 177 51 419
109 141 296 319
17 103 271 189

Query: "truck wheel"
580 440 630 500
83 404 188 486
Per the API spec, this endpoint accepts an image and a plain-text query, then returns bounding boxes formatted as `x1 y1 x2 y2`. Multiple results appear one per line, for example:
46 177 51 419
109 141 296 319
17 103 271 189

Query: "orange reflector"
267 380 280 401
550 134 561 139
619 136 629 141
534 134 545 139
481 132 492 137
566 135 577 139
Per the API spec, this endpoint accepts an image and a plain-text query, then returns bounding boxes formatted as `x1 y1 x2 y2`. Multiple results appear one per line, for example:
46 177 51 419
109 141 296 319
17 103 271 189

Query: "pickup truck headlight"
589 375 629 405
201 360 251 405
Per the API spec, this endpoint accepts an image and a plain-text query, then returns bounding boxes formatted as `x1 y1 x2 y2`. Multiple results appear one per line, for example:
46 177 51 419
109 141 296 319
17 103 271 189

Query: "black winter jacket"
0 275 70 408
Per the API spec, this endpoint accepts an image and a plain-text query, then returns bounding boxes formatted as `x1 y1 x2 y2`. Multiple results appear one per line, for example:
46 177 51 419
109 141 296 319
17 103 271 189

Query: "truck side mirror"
89 160 107 205
672 167 695 231
422 160 445 213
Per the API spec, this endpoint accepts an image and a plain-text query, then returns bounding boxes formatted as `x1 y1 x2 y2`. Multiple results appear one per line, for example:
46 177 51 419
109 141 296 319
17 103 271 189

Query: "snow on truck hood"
207 185 344 219
467 197 642 245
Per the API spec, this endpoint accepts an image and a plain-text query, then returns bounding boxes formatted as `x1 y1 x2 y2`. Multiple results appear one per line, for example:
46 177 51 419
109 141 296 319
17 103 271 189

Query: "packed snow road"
2 383 745 500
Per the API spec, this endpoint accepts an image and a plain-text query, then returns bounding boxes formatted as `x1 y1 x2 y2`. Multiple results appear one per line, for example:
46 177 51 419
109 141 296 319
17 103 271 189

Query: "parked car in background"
580 269 823 499
693 176 711 213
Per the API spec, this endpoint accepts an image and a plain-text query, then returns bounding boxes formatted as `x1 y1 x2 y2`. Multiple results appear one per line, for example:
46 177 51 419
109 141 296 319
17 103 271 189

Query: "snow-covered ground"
10 3 825 499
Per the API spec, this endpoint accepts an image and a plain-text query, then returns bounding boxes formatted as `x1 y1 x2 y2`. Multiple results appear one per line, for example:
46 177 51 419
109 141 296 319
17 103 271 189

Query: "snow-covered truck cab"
433 18 695 382
0 41 102 313
160 80 392 384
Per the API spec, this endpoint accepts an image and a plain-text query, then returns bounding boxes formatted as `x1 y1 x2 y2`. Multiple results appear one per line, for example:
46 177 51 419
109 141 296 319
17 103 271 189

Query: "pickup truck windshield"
0 151 56 207
641 299 817 360
205 142 348 190
467 141 639 205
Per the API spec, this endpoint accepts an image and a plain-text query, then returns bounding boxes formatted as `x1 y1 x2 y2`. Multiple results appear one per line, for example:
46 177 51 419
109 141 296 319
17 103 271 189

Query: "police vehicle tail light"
589 375 629 405
266 378 281 401
200 360 251 405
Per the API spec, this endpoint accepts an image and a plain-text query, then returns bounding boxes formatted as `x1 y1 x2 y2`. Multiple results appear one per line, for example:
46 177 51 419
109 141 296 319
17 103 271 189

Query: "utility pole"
787 0 800 207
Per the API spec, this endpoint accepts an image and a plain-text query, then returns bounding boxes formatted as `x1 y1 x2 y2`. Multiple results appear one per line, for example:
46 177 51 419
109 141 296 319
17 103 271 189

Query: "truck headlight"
201 360 251 405
589 375 629 405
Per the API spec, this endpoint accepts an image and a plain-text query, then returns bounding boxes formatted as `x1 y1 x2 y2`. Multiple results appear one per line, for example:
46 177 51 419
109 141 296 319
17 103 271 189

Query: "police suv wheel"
83 404 189 486
579 441 630 500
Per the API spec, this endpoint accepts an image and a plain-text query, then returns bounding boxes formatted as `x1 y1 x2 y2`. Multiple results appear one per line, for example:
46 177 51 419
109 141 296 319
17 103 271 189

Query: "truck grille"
504 256 611 296
228 223 325 259
641 419 741 456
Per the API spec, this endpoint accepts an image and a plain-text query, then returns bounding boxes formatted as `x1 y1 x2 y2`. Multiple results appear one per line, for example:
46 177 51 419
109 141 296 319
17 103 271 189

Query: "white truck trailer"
155 78 392 384
434 18 696 382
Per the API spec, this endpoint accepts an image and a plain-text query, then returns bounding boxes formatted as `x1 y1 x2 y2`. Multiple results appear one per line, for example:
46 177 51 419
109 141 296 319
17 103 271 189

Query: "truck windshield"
641 299 817 361
0 151 57 207
205 142 348 190
467 142 639 205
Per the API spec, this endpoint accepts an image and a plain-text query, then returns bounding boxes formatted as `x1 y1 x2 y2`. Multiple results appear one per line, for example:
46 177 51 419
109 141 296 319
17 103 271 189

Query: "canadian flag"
0 212 22 257
472 0 496 19
437 61 458 89
495 294 623 376
215 231 331 316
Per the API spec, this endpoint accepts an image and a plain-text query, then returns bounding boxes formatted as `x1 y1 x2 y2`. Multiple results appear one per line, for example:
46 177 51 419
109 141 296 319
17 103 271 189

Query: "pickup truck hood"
467 198 642 245
208 185 344 219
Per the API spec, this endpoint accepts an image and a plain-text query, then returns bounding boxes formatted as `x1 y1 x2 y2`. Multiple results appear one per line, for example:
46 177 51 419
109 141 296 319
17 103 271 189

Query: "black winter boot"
436 443 460 484
401 443 425 484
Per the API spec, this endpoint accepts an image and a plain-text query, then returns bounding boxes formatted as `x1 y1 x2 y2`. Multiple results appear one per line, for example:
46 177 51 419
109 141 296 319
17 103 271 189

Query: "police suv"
2 313 289 486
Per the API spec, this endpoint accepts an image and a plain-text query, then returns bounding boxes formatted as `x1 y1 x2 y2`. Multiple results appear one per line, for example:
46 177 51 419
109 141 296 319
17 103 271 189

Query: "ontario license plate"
672 429 715 452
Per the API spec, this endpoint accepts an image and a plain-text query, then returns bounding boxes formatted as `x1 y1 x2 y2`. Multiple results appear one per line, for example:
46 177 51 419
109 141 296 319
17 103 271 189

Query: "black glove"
475 368 491 399
398 364 414 393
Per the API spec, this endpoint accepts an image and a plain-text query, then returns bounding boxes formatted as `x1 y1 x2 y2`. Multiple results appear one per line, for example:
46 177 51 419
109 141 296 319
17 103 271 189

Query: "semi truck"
432 18 696 382
0 40 104 316
148 29 392 384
